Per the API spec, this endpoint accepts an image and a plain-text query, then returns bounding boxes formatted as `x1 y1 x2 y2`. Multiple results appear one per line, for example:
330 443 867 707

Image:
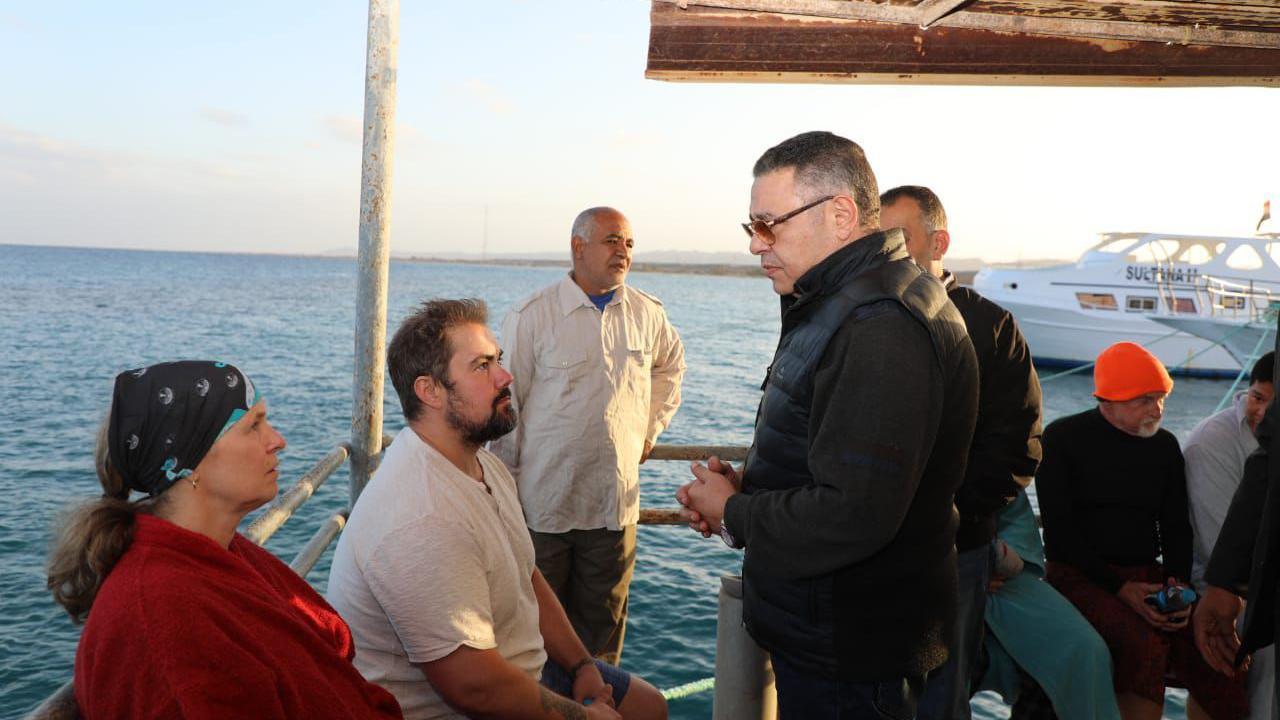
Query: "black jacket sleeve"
1205 416 1274 592
1036 419 1124 594
954 303 1043 520
722 304 943 579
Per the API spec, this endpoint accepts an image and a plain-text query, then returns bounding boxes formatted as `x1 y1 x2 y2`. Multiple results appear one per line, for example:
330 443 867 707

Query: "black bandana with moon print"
107 360 258 497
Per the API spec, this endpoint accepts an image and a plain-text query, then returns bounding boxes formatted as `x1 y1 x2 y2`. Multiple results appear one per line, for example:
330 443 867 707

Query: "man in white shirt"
1184 350 1276 720
327 298 666 720
493 207 686 664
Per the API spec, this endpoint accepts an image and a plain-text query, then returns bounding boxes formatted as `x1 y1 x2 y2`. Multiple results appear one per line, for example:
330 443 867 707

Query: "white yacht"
973 232 1280 377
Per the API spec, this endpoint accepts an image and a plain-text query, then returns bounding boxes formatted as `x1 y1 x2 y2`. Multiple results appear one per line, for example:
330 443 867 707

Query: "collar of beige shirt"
558 273 625 317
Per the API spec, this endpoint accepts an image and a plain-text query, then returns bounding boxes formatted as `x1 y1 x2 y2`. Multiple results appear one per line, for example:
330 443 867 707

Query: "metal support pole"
290 511 350 576
350 0 399 506
713 575 776 720
245 444 351 546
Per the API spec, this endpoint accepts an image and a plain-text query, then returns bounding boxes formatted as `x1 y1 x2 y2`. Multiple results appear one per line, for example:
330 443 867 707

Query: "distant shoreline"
400 255 985 285
399 255 766 278
3 243 992 283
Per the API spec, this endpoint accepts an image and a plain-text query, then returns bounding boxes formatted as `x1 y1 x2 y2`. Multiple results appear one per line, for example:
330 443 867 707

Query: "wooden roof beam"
647 2 1280 86
916 0 975 29
658 0 1280 50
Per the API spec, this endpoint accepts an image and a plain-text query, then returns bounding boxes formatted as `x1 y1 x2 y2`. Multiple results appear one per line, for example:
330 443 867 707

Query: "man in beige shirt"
494 206 685 664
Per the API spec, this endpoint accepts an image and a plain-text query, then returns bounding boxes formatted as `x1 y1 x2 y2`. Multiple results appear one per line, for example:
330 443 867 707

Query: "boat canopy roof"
646 0 1280 86
1082 231 1280 272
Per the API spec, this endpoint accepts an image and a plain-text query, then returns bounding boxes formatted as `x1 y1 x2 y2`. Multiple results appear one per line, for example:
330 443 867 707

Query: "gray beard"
1134 420 1161 438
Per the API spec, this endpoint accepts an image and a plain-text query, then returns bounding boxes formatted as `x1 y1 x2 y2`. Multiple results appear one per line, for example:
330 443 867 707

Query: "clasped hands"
1117 578 1192 633
675 455 740 537
572 662 618 715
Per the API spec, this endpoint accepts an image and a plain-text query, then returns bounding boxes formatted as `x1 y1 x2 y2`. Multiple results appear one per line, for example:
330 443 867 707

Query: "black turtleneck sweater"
1035 407 1192 594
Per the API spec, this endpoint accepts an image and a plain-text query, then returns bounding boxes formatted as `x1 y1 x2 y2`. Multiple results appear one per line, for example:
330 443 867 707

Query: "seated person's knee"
617 675 668 720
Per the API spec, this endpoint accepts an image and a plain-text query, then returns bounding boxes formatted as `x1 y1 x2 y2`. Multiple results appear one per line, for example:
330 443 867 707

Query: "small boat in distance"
974 232 1280 378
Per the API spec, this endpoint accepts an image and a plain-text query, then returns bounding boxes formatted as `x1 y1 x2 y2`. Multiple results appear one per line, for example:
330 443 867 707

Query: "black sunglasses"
741 195 836 244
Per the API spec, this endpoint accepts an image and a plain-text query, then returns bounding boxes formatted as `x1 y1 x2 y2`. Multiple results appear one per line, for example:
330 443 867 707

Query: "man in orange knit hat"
1035 341 1247 720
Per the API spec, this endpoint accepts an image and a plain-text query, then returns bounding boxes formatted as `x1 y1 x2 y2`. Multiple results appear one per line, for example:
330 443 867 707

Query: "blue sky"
2 1 1278 262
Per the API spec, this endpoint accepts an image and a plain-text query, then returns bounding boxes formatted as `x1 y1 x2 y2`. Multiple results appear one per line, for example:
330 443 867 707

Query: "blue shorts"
540 659 632 708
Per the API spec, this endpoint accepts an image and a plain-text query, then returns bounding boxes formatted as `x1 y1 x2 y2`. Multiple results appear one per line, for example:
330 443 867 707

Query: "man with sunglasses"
677 131 979 718
493 206 686 667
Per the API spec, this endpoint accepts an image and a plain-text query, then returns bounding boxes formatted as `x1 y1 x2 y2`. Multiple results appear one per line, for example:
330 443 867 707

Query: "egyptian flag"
1259 200 1271 232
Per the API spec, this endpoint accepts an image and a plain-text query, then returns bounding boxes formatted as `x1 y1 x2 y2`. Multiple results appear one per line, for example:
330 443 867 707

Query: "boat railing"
1191 273 1277 322
23 441 751 720
1146 242 1185 314
267 440 749 576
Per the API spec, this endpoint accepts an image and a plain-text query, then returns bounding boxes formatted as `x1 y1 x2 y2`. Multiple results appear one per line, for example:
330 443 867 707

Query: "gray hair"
880 185 948 235
570 206 622 242
753 131 880 230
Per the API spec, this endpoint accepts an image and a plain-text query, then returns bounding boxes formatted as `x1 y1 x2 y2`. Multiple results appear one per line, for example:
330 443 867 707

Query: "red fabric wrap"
74 514 401 719
1047 561 1246 718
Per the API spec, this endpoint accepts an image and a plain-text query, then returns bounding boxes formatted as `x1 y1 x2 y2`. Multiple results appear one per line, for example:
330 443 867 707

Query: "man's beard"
1134 419 1161 438
446 388 517 446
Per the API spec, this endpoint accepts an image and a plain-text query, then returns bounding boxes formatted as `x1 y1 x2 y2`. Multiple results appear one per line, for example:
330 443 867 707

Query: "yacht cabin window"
1129 240 1181 264
1171 297 1198 314
1178 244 1214 265
1225 245 1265 271
1126 296 1157 313
1076 292 1118 311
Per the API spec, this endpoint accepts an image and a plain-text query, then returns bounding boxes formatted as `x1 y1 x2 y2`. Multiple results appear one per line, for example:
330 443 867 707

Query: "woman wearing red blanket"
47 360 402 719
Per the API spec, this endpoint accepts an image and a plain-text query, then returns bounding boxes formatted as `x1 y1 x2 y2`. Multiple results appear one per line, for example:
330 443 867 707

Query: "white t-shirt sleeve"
363 516 497 664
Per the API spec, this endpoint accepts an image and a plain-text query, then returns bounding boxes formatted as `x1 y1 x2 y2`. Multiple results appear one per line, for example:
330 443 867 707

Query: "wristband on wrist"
568 657 595 678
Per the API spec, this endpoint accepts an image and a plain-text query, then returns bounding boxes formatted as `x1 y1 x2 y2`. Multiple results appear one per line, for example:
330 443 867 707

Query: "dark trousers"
530 526 636 665
917 542 994 720
773 654 927 720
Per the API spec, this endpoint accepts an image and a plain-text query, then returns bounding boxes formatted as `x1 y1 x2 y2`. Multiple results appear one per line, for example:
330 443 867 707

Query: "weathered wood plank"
918 0 977 27
656 0 1280 49
648 2 1280 85
970 0 1280 31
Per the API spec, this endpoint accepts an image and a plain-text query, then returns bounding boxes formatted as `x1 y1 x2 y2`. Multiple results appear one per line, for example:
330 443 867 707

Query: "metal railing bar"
639 508 688 525
291 511 349 576
22 680 75 720
245 444 351 546
647 444 748 462
642 444 749 525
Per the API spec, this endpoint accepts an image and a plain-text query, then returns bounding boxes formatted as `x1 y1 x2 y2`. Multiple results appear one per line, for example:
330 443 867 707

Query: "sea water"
0 244 1240 718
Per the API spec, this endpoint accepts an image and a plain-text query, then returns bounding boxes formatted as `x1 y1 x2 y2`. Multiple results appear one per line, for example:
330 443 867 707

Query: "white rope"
660 676 714 701
1212 319 1275 414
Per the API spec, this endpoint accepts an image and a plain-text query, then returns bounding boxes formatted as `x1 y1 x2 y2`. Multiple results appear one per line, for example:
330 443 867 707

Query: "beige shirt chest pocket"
535 345 594 405
623 343 653 397
626 344 653 370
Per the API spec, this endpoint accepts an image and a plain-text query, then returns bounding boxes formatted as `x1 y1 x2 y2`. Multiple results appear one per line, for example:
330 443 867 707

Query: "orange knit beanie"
1093 342 1174 401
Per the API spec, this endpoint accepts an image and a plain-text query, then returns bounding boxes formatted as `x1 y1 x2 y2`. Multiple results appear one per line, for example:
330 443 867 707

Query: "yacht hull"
993 299 1242 378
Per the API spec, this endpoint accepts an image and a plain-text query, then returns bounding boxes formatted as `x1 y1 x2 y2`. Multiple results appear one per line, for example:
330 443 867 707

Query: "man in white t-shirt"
327 298 667 720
